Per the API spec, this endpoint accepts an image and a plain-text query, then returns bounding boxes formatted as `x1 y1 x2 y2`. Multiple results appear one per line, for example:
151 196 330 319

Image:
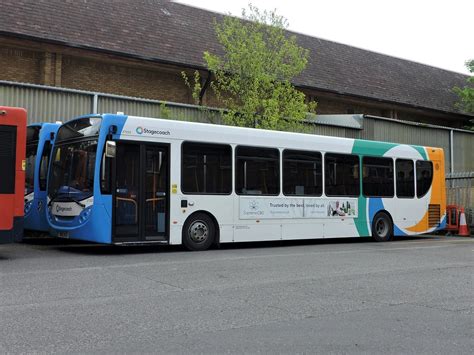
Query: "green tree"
183 4 316 131
454 59 474 129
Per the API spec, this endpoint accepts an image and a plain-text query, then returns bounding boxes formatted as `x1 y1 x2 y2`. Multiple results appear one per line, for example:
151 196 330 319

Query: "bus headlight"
24 200 33 214
79 206 93 223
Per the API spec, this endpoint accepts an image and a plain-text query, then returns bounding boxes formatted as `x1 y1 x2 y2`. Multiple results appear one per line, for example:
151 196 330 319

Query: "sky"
175 0 473 75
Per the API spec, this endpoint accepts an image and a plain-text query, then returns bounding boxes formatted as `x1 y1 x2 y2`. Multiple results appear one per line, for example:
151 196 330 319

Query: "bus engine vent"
428 204 441 227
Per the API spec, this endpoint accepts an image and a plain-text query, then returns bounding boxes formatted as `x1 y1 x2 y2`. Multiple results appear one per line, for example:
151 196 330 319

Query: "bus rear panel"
0 106 26 244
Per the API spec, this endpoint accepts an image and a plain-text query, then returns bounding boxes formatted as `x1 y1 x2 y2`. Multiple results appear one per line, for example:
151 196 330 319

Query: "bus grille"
428 204 441 227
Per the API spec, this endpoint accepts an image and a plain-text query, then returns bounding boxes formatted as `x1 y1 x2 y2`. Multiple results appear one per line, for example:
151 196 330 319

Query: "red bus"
0 106 27 244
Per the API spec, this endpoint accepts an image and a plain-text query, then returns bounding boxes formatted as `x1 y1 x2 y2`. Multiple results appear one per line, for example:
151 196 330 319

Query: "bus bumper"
0 217 24 244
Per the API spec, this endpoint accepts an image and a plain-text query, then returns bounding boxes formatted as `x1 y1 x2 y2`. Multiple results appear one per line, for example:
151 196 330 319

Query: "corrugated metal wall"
98 96 222 124
1 81 472 174
453 131 474 172
98 97 162 118
0 84 91 123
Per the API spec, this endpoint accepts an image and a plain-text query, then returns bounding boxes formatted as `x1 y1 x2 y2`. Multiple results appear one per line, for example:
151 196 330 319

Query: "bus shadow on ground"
215 235 438 252
23 235 439 256
21 236 79 246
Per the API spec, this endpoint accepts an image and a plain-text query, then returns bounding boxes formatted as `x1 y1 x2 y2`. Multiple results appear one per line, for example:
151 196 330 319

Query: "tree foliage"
183 4 316 131
454 60 474 127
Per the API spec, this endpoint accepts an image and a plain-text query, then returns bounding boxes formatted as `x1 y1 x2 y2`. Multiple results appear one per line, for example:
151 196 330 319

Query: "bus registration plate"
58 231 69 239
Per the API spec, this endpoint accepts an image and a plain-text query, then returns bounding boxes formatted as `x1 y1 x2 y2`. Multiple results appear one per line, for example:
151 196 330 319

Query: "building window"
182 142 232 194
236 146 279 195
396 159 414 198
283 150 322 196
325 153 360 196
362 157 394 197
416 160 433 198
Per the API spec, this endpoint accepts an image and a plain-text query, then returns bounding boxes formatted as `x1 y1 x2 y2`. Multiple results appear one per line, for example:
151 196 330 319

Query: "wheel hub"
376 219 388 237
189 221 208 243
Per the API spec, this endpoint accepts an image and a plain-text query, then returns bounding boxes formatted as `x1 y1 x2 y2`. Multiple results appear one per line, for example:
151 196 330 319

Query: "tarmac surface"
0 235 472 354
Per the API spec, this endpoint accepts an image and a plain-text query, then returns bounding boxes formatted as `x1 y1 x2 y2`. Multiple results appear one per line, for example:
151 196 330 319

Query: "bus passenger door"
113 142 169 243
143 145 169 241
114 143 140 241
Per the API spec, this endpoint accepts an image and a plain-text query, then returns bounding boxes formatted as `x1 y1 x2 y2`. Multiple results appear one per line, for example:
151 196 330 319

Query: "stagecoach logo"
135 126 171 136
56 204 73 213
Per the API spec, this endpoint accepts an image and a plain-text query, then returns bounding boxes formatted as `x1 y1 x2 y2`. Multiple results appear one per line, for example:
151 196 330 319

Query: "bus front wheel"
372 212 393 242
182 213 215 251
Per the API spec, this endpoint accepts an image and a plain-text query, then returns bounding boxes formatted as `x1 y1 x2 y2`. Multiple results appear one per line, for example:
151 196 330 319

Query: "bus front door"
113 142 169 243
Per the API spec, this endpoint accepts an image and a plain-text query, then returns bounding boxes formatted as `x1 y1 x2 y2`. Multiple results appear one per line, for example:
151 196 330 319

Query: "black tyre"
182 213 216 251
372 212 393 242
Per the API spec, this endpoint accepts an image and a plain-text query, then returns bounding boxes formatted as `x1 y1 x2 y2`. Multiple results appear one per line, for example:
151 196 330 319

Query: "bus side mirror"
105 141 116 158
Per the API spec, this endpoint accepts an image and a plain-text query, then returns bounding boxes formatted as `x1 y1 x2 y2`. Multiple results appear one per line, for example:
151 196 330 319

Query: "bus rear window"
0 126 16 194
416 161 433 198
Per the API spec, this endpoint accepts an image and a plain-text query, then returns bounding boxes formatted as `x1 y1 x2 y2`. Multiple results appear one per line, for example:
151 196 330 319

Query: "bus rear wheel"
372 212 393 242
182 213 215 251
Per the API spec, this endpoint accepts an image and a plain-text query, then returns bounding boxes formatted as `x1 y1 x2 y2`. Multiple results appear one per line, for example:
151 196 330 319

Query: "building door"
113 142 169 243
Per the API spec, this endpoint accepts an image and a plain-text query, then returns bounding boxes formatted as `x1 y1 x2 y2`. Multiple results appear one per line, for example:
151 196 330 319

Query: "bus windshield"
25 125 41 196
25 144 37 195
48 140 98 200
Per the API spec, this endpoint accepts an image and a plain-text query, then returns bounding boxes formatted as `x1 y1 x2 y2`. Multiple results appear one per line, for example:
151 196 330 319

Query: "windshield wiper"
48 194 86 208
47 193 59 207
65 195 86 208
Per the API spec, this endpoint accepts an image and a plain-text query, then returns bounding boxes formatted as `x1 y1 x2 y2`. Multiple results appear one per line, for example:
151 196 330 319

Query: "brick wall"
0 46 42 84
61 56 191 103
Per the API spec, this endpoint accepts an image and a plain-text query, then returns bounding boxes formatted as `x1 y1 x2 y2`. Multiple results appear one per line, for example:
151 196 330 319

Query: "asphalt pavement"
0 235 472 354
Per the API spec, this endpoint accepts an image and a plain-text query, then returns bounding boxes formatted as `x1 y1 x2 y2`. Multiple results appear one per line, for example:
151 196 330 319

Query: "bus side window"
362 156 394 197
283 149 322 196
396 159 414 198
39 141 52 191
182 142 232 194
416 160 433 198
324 153 360 197
236 146 279 196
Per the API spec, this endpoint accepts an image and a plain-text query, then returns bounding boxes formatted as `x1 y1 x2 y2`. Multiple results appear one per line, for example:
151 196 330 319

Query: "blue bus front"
24 123 60 233
46 114 125 243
